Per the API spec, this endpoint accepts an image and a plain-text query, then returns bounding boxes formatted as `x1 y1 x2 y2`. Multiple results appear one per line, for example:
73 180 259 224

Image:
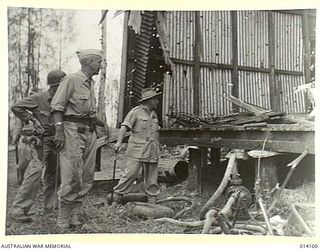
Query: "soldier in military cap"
10 70 66 222
51 49 109 232
112 88 162 205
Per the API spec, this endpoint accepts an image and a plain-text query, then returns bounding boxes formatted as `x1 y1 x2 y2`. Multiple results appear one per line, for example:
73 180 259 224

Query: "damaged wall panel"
166 11 194 61
200 67 232 117
199 11 232 65
274 12 304 72
237 11 269 69
278 74 306 113
238 71 270 110
164 64 194 115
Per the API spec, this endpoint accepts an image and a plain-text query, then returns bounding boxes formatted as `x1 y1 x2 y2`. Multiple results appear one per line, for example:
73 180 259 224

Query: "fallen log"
122 202 174 219
156 196 195 219
155 218 205 227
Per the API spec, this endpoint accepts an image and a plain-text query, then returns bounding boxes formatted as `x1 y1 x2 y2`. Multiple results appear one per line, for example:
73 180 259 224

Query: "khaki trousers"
58 121 97 205
11 137 58 214
114 158 160 196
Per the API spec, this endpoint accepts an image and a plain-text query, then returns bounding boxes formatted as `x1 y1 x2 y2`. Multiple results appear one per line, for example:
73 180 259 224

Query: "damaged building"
112 9 316 235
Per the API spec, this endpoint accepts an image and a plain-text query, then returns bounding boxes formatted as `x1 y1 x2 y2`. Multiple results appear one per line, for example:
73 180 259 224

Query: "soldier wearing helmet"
10 70 66 223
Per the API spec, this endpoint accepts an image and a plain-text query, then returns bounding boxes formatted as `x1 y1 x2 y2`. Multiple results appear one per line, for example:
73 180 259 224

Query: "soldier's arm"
11 95 38 123
114 109 136 152
50 76 73 114
11 95 44 133
114 125 127 152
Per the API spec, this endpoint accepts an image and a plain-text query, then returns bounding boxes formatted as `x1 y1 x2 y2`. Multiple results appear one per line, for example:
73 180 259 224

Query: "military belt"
64 116 96 132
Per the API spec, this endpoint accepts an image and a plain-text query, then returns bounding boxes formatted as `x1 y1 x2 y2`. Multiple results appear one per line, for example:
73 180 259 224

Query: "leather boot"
10 207 32 223
56 202 71 234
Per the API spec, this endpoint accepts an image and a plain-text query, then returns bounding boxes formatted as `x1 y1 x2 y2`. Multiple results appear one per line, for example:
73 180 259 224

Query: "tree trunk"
36 8 42 88
26 8 31 97
18 14 22 99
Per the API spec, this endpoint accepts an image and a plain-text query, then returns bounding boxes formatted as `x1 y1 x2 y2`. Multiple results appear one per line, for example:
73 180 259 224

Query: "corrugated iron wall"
132 11 156 105
168 11 194 61
200 11 232 64
162 10 307 127
278 74 306 113
163 11 195 121
273 12 305 113
274 12 304 72
237 11 269 69
200 68 232 117
237 11 271 111
238 71 270 109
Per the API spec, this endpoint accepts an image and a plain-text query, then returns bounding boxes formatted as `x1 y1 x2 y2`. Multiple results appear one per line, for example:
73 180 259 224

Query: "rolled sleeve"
50 77 73 113
11 95 38 122
121 110 136 131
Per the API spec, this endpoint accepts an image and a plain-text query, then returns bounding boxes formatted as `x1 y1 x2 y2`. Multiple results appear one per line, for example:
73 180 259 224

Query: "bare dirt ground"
5 146 315 236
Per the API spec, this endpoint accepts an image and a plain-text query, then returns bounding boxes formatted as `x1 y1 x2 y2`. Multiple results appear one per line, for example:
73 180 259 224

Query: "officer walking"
113 88 162 205
51 49 109 233
10 70 66 221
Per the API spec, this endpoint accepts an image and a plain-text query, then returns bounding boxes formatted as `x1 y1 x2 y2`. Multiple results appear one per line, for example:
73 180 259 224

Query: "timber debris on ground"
167 94 314 129
6 147 315 236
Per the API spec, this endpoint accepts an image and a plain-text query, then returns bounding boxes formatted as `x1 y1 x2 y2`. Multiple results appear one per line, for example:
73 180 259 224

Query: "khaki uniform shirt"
50 71 97 118
122 105 161 163
11 90 54 135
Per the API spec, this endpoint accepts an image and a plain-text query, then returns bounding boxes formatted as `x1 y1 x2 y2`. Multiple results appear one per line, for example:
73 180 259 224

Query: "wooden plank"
160 137 314 154
94 169 123 181
171 57 303 76
230 114 270 125
221 94 270 115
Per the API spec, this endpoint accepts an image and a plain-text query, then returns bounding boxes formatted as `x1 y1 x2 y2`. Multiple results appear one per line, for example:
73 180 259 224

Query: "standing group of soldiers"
10 49 163 234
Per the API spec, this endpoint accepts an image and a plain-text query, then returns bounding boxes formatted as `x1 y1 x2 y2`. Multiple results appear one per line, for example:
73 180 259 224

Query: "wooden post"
187 147 201 193
268 11 281 112
187 147 216 195
301 10 311 112
117 11 130 127
193 11 201 116
210 147 220 168
231 11 239 113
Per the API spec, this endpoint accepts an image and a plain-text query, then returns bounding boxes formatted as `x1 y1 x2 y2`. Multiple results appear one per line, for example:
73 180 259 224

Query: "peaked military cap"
76 49 103 61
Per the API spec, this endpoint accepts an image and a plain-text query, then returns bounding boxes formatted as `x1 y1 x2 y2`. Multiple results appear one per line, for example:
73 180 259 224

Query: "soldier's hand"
31 118 44 135
114 142 122 153
54 125 65 151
